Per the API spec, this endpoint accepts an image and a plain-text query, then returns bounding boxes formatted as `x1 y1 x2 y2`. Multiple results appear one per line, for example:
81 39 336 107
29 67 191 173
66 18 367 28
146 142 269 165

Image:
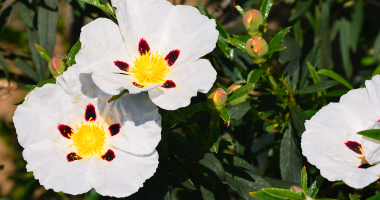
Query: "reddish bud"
207 88 228 111
290 185 304 193
227 85 241 95
243 10 264 34
246 36 268 58
48 56 67 78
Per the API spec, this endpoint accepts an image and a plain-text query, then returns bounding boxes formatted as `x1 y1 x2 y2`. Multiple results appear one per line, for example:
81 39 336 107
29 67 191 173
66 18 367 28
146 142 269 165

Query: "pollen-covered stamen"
165 50 180 66
85 104 96 121
114 61 129 72
109 123 121 136
139 38 150 56
102 149 115 162
130 51 169 86
358 163 372 169
58 124 73 139
345 141 363 155
133 82 144 88
67 152 82 162
162 80 176 89
72 121 106 157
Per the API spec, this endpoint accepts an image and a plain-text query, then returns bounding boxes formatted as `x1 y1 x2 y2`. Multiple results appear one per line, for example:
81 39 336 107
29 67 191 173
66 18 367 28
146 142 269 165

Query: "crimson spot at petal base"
114 61 129 72
139 38 150 55
162 80 176 89
345 141 362 154
67 152 82 162
85 104 96 121
358 164 372 169
58 124 73 139
102 149 115 162
109 123 121 136
165 50 180 66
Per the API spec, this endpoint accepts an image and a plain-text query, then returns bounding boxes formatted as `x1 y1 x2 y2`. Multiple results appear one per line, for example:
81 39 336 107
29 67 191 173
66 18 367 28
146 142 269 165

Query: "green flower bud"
243 10 264 36
207 88 228 111
245 36 268 58
48 56 67 78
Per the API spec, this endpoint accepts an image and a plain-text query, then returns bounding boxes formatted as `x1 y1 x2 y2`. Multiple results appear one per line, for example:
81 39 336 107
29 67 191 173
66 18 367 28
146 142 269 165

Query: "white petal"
362 137 380 165
88 150 159 197
23 141 92 195
148 59 216 110
75 18 132 73
106 93 161 155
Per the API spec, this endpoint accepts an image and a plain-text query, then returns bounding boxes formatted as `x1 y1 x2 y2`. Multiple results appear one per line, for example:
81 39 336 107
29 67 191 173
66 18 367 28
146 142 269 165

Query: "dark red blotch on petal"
165 50 180 66
133 82 144 88
109 123 121 136
139 38 150 55
58 124 73 139
358 163 372 169
345 141 362 155
114 61 129 72
85 104 97 121
102 149 115 162
67 152 82 162
162 80 176 89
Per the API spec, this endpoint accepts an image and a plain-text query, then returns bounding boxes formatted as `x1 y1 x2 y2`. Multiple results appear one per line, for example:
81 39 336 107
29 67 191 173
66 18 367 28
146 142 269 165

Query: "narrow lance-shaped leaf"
349 194 360 200
0 3 13 35
339 18 352 78
228 83 254 104
260 0 274 23
288 0 313 22
34 44 51 62
317 69 353 90
307 61 322 97
372 64 380 79
227 102 251 120
268 27 291 58
220 108 230 123
299 42 320 89
250 191 286 200
294 80 339 95
357 129 380 141
68 40 82 65
225 38 246 52
79 0 116 19
247 69 264 84
15 58 39 83
307 176 323 198
108 89 129 103
300 166 307 192
267 44 285 55
261 188 305 200
234 4 245 17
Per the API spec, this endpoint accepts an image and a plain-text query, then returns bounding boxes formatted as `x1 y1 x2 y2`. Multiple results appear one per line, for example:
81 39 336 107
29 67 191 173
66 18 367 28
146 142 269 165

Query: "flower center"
71 121 106 158
130 51 169 86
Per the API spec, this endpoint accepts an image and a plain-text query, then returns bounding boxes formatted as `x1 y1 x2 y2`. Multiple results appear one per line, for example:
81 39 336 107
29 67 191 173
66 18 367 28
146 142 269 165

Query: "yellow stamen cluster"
130 51 169 86
71 121 106 158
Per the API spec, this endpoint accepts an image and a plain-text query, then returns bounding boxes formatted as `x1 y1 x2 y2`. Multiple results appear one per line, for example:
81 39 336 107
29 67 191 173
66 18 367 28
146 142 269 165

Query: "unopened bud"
290 185 304 193
207 88 228 111
246 36 268 58
48 56 67 78
243 10 264 35
227 85 241 95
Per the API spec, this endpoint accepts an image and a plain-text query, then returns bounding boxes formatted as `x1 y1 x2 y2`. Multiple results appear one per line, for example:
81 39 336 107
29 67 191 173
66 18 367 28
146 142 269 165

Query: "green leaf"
228 83 254 104
249 191 286 200
325 89 348 97
225 38 246 52
372 64 380 79
373 31 380 63
247 69 264 84
22 85 36 92
299 42 320 89
264 178 299 189
68 40 82 65
0 3 13 35
186 124 207 146
38 0 59 80
317 69 353 90
288 105 308 136
294 80 339 94
210 127 221 153
261 188 305 200
307 176 323 198
0 52 9 82
267 44 285 55
268 27 291 58
259 0 274 23
108 89 129 103
357 129 380 141
21 179 39 200
84 189 100 200
300 166 307 192
227 102 251 120
223 165 271 199
279 35 301 65
339 18 352 78
280 122 303 183
307 62 320 84
318 3 333 71
349 194 360 200
216 153 254 170
200 185 215 200
167 161 196 190
220 108 230 123
169 110 186 122
288 0 313 22
168 137 226 180
350 1 363 53
15 58 39 83
368 193 380 200
34 44 51 62
235 4 245 17
79 0 116 19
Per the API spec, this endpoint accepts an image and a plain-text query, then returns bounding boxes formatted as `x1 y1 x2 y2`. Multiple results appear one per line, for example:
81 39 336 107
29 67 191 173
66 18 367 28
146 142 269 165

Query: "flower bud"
243 10 264 34
207 88 228 111
246 36 268 58
48 56 67 78
290 185 304 193
227 85 241 95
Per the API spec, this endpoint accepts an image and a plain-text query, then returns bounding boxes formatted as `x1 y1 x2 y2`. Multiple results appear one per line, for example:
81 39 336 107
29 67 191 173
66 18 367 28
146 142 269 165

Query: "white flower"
301 75 380 189
75 0 218 110
13 65 162 197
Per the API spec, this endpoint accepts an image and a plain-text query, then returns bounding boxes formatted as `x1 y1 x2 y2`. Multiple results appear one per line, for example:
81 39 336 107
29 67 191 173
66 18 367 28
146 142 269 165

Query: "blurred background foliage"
0 0 380 199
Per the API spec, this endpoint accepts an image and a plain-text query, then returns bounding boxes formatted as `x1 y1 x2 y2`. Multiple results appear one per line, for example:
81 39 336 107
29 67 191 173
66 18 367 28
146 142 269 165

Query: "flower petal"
88 150 159 197
148 59 216 110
